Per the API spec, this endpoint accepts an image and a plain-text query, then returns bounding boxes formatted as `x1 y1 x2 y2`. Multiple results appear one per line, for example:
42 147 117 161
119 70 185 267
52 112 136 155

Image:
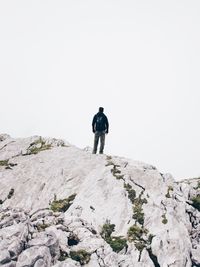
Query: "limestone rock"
0 135 199 266
16 246 51 267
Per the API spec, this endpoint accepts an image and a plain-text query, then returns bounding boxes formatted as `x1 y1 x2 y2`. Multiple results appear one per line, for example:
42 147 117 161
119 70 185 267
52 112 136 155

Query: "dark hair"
99 107 104 112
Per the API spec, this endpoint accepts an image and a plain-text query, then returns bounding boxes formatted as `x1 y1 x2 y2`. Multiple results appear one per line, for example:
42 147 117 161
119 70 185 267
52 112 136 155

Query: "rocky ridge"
0 134 200 267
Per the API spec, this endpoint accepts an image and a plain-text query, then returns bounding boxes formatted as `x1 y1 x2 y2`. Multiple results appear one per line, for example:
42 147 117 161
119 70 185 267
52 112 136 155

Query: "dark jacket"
92 112 109 133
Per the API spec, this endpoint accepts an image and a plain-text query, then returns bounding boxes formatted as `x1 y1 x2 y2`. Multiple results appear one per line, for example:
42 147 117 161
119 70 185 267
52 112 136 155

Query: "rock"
53 258 81 267
1 262 16 267
0 250 11 264
28 231 60 259
8 239 24 260
191 245 200 266
0 134 10 142
0 135 200 267
16 246 51 267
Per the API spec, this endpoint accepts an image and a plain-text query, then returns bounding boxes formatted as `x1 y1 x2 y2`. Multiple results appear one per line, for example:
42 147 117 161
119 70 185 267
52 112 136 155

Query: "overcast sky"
0 1 200 180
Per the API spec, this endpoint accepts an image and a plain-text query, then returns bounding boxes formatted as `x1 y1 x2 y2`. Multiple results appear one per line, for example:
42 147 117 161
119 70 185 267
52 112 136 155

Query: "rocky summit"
0 134 200 267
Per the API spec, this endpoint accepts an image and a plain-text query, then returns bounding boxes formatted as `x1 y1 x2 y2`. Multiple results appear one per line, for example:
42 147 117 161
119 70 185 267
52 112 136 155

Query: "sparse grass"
101 220 115 239
127 225 148 241
7 188 14 199
100 220 127 253
70 250 91 265
108 236 127 253
106 155 112 161
0 160 9 166
29 144 52 155
127 225 154 252
191 195 200 212
127 225 148 252
132 193 147 226
124 183 136 203
111 165 124 180
161 214 168 224
59 250 68 261
37 223 51 232
50 194 76 212
165 186 173 198
25 137 52 155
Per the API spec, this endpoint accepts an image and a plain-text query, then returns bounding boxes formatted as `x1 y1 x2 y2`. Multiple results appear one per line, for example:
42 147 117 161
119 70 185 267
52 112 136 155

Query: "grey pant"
93 131 105 154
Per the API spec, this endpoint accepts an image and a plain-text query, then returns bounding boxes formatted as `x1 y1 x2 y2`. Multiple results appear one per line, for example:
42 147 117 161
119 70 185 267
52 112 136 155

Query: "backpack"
96 114 105 131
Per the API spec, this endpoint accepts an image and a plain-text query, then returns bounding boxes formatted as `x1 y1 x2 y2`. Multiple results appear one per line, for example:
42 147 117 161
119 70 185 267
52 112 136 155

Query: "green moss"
165 186 174 198
107 236 127 253
50 194 76 212
70 250 91 265
191 195 200 211
161 214 168 224
0 160 9 166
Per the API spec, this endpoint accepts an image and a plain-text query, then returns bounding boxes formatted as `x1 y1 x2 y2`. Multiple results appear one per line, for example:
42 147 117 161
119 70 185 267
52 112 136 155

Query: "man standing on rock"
92 107 109 154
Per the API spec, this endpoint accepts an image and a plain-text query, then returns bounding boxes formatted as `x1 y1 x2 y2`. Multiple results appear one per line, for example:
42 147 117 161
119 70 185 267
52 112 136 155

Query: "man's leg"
99 132 105 154
92 132 99 154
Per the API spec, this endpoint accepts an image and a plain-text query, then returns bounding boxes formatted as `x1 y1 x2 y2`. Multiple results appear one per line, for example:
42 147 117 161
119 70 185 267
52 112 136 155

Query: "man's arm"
92 115 96 133
105 116 109 133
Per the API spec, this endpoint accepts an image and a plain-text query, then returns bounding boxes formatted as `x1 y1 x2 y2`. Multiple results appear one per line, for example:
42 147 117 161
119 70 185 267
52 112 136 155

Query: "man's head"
99 107 104 113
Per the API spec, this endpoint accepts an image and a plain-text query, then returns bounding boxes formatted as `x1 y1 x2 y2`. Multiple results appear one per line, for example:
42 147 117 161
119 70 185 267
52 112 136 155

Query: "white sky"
0 0 200 180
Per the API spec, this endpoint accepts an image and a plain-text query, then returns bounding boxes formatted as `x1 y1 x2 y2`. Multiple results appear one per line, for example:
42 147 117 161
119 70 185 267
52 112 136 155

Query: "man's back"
92 107 109 154
93 112 109 132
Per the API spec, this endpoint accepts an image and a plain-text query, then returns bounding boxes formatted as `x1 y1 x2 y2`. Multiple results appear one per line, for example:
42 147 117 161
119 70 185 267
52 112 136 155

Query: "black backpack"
96 114 105 131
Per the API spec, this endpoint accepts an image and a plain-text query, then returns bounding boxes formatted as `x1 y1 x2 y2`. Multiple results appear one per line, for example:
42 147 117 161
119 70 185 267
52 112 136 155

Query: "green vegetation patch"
59 250 68 261
70 250 91 265
101 220 115 239
26 137 52 155
165 186 174 198
191 195 200 212
107 236 127 253
111 165 124 180
37 223 51 232
132 192 147 226
101 220 127 253
7 188 14 199
124 183 136 203
161 214 168 224
128 225 154 252
0 160 9 166
106 158 124 179
50 194 76 212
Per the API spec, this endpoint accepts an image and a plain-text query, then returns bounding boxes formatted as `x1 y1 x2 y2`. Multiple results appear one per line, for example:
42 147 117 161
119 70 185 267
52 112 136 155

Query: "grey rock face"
0 135 199 266
28 231 60 260
0 250 11 264
16 246 51 267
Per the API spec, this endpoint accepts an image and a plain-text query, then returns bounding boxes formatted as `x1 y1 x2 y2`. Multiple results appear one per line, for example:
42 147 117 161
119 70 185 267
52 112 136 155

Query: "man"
92 107 109 154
